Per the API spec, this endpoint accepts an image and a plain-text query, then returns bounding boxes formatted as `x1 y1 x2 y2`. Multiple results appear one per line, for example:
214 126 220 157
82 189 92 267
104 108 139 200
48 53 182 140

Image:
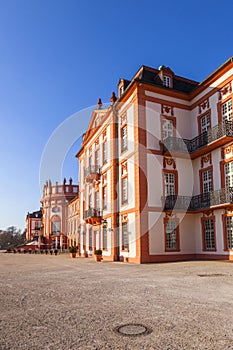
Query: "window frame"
199 166 213 195
161 115 176 141
103 185 107 210
103 226 108 250
201 217 216 251
122 221 129 251
163 75 171 88
198 110 211 135
89 227 93 251
163 169 178 197
222 214 233 251
164 218 180 252
121 124 128 153
103 141 107 164
218 97 232 123
121 176 128 205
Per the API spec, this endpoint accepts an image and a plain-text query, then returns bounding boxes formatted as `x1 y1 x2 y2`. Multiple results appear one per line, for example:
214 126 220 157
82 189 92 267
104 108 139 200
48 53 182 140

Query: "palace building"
40 178 78 250
26 209 43 242
67 194 80 251
77 57 233 263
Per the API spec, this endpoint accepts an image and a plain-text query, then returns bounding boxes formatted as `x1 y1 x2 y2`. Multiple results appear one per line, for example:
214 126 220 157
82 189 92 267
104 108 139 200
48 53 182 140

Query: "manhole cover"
114 323 152 337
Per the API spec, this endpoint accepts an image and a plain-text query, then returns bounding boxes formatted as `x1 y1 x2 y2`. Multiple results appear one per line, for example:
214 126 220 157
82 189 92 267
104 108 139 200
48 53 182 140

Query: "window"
89 187 93 208
119 85 124 97
95 118 100 128
52 221 60 235
89 227 93 250
225 216 233 250
162 119 174 139
163 76 170 87
165 220 178 250
121 125 127 152
224 161 233 188
89 153 93 166
122 222 129 250
200 114 211 133
95 149 100 167
121 177 128 205
103 141 107 164
164 172 176 196
103 186 107 209
203 218 215 250
202 169 212 194
95 191 100 209
222 99 232 122
103 226 107 250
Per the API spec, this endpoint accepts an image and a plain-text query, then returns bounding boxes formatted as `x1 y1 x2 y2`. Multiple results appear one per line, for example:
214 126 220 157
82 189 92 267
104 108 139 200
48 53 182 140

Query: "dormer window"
118 79 128 98
163 76 170 88
158 66 174 89
119 85 124 97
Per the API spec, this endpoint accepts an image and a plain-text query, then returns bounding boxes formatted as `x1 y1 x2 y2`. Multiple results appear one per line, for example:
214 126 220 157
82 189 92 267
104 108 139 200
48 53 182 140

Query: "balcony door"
162 119 174 139
225 161 233 188
164 172 176 196
202 169 212 194
52 219 61 236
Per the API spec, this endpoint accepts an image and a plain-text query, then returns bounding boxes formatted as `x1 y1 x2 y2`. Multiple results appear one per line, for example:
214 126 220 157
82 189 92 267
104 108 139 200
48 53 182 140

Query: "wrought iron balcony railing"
163 121 233 154
51 231 60 236
164 187 233 211
84 165 100 178
84 208 103 219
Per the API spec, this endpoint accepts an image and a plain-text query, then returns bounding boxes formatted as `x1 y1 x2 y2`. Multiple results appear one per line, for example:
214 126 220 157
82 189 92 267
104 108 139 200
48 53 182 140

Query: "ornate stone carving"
165 211 176 218
161 104 174 116
198 98 209 114
201 154 212 168
225 207 233 214
222 144 233 159
122 214 128 222
203 210 213 217
163 157 176 169
218 82 232 100
121 161 128 175
121 113 127 125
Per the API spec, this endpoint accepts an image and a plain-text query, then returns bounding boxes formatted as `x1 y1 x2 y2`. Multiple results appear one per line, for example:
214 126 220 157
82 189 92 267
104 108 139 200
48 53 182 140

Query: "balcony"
164 187 233 212
163 121 233 158
84 165 100 182
84 208 103 225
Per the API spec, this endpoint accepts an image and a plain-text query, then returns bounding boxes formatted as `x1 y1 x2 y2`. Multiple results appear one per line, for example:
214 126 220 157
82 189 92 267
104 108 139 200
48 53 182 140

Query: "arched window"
51 215 61 236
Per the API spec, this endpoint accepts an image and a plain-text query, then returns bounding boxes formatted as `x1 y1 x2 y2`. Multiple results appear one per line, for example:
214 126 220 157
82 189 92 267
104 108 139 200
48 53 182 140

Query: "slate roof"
135 66 199 94
27 210 42 219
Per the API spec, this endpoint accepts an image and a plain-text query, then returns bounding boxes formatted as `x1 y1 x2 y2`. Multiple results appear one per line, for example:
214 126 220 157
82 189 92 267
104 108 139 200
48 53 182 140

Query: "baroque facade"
40 178 78 249
77 57 233 263
26 57 233 263
26 209 43 242
67 195 80 251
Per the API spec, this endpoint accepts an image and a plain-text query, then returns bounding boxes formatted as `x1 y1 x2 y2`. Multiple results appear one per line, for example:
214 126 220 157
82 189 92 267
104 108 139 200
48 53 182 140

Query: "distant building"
26 209 42 242
40 178 78 249
67 195 80 250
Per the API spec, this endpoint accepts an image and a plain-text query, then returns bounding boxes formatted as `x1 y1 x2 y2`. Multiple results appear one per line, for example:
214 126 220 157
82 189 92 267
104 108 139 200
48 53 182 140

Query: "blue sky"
0 0 233 230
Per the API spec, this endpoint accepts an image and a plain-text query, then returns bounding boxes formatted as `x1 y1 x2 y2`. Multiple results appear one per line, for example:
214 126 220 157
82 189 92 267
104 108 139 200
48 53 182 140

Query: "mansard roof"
133 65 199 93
27 210 42 219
